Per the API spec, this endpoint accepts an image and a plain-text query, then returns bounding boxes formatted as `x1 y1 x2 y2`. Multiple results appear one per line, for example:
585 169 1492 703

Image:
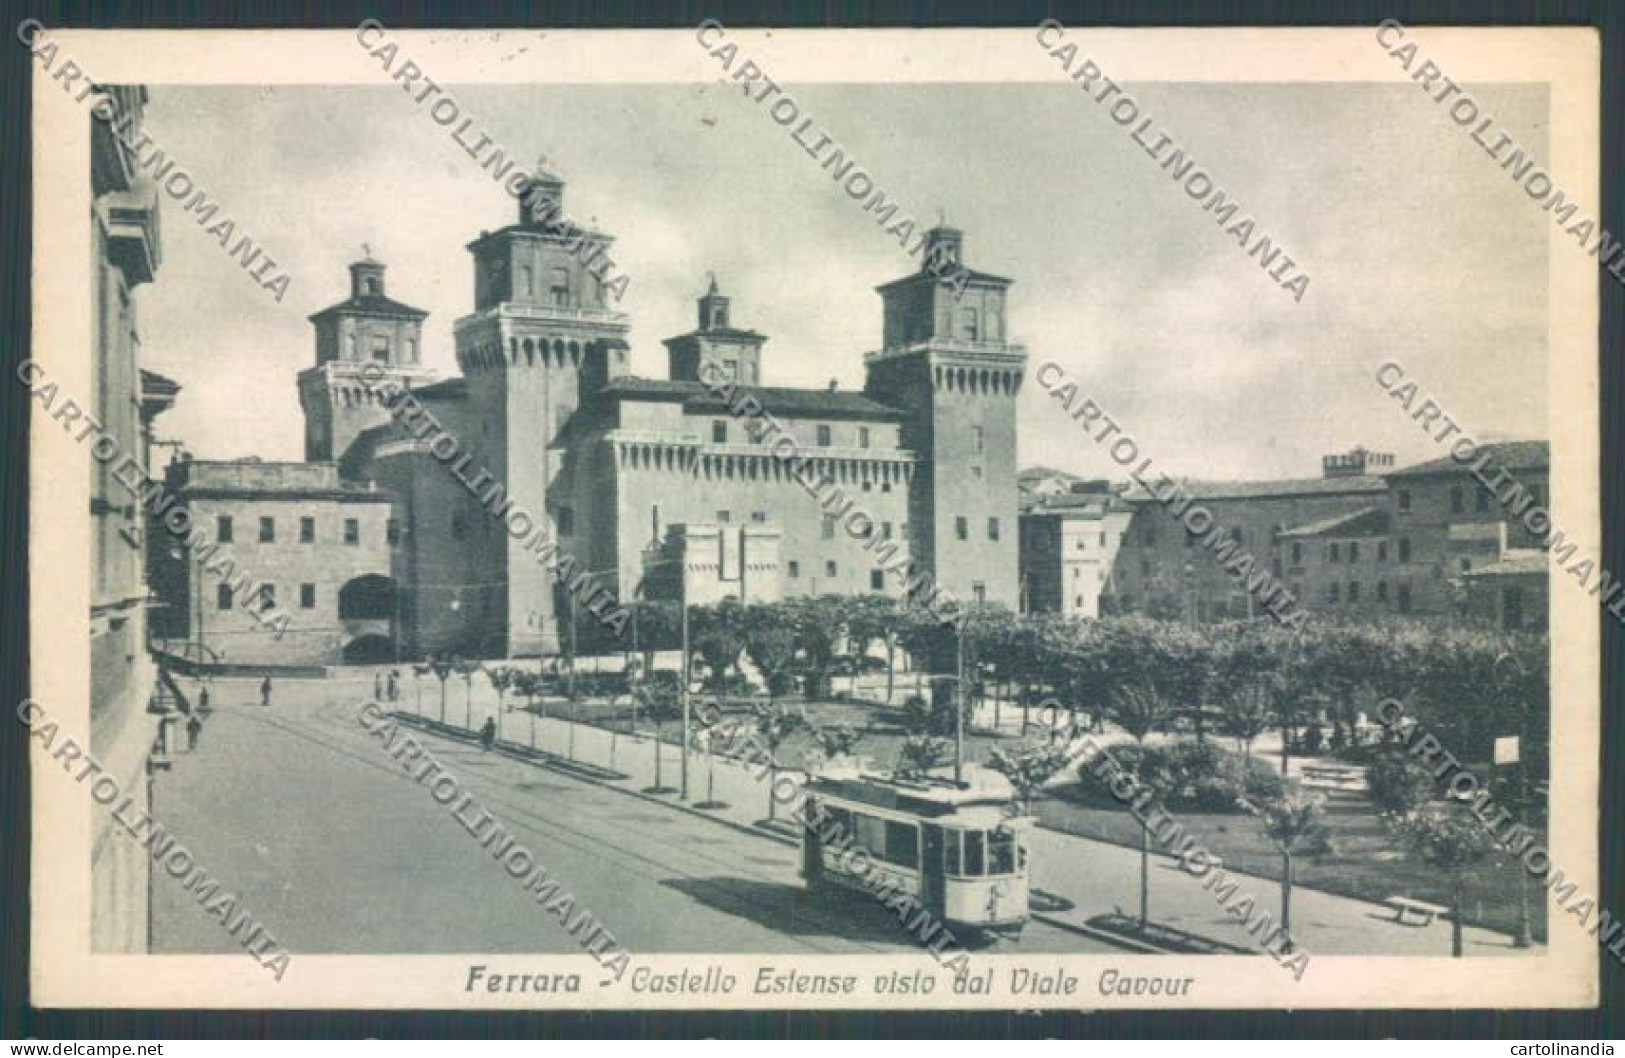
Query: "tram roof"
806 763 1016 818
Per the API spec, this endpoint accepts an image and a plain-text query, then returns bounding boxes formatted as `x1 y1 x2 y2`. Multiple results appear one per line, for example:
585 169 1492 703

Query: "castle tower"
456 161 632 655
664 275 768 384
863 226 1025 608
298 254 437 461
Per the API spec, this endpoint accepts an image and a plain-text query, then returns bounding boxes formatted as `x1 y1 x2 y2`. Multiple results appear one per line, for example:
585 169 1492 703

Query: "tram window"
989 829 1017 875
884 821 919 867
944 830 961 875
964 832 986 876
822 806 852 845
856 814 888 859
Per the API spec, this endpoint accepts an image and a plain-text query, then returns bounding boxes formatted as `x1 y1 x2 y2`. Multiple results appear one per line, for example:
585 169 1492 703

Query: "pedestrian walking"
198 684 211 714
388 670 399 701
185 712 203 751
260 674 273 708
374 671 384 701
478 717 497 751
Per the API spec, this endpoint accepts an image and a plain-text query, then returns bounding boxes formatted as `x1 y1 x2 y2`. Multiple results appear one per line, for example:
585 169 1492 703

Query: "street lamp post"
630 557 689 799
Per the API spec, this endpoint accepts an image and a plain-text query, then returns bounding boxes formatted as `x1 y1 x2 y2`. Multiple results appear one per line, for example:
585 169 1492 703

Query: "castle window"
712 420 728 443
971 466 982 479
821 515 835 539
972 426 985 454
1460 558 1472 573
1376 579 1389 603
216 584 232 610
1398 536 1411 562
858 427 871 448
1378 540 1388 562
558 506 575 535
788 561 800 578
217 515 233 543
958 307 980 341
1398 582 1413 613
1327 583 1340 604
300 584 316 609
1291 541 1302 564
1328 543 1340 563
1476 488 1490 512
345 518 360 545
817 425 832 447
825 560 838 578
1348 581 1360 603
1348 541 1360 562
371 335 390 362
1397 489 1412 513
972 582 986 603
259 516 276 543
387 518 400 545
300 516 315 544
882 482 892 493
716 510 730 524
549 268 570 306
720 360 738 381
1099 532 1107 546
259 584 276 612
987 517 1000 542
519 265 533 298
751 511 767 523
955 517 968 541
870 570 885 591
1451 486 1464 513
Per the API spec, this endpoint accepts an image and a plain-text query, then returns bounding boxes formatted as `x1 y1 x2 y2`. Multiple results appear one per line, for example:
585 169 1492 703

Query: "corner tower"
298 255 436 462
863 226 1025 608
455 161 632 655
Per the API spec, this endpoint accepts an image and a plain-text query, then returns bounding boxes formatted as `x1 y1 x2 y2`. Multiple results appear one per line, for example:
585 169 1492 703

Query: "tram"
799 761 1033 937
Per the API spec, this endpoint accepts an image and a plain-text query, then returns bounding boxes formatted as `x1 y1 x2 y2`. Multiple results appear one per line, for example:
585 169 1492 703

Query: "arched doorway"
339 574 397 662
342 634 395 665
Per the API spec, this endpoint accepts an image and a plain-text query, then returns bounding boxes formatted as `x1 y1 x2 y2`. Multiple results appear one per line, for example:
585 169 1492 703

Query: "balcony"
864 338 1027 363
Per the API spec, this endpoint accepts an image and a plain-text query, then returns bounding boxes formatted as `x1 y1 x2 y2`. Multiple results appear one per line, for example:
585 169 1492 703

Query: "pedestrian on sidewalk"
374 671 384 701
388 670 399 701
478 717 497 751
260 673 273 708
198 684 211 714
185 712 203 751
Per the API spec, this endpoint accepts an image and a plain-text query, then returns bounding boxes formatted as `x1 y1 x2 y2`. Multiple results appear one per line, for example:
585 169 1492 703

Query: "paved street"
151 675 1112 956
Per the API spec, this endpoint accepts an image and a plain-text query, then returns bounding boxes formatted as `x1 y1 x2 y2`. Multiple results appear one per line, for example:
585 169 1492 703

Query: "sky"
135 79 1551 481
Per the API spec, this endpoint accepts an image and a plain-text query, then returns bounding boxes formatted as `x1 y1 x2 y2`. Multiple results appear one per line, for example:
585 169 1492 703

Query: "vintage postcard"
25 23 1604 1011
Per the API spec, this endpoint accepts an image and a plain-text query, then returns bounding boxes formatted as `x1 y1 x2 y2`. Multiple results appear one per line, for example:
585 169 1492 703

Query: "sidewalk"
380 678 1534 960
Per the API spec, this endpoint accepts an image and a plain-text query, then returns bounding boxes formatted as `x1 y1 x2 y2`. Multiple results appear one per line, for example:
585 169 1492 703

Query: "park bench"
1384 895 1450 927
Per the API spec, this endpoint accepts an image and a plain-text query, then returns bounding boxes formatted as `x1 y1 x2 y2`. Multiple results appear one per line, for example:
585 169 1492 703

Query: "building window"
1398 536 1411 563
1378 540 1388 562
1475 488 1490 512
821 515 835 539
519 265 533 298
716 510 731 524
1141 558 1151 577
987 517 1000 541
817 425 832 447
971 465 983 479
1099 532 1107 546
1376 580 1389 603
300 583 316 609
259 584 276 612
751 511 767 523
1291 541 1302 564
549 268 570 306
259 516 275 543
1397 582 1413 613
881 482 892 493
216 584 232 610
216 515 233 543
299 516 315 543
712 420 728 443
788 561 800 578
870 570 885 591
955 517 969 541
345 518 360 546
371 335 390 362
1327 582 1340 604
387 518 400 545
1450 486 1464 513
881 522 893 539
972 582 986 603
825 560 837 578
1397 489 1411 513
1328 542 1340 563
1460 558 1472 573
958 307 980 341
1347 581 1360 603
972 425 985 454
858 427 870 448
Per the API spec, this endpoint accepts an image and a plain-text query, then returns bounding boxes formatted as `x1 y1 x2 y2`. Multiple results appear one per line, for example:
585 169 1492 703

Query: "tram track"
223 700 899 956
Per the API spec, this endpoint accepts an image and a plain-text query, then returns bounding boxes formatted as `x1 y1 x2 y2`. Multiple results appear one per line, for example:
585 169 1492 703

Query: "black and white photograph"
15 20 1609 1018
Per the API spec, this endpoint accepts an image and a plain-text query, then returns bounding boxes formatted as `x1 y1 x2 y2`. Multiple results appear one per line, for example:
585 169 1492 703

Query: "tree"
986 741 1071 816
1091 744 1188 930
512 670 546 748
1111 677 1174 745
742 604 799 701
1389 803 1500 956
751 701 804 821
637 670 683 793
629 599 682 676
895 734 951 780
453 658 482 729
429 655 456 723
785 596 849 700
846 595 904 704
690 600 749 710
411 663 432 716
1365 750 1437 814
486 665 523 741
810 721 865 764
1242 784 1332 947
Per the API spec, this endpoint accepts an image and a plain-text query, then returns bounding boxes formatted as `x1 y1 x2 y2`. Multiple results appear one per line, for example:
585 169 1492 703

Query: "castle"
153 161 1026 666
